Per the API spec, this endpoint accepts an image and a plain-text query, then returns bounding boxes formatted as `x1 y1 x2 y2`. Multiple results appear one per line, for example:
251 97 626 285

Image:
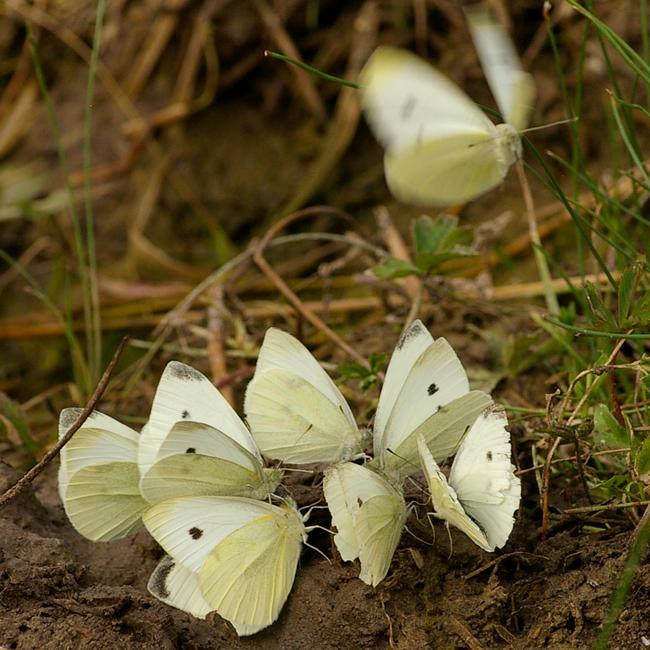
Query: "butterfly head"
494 122 522 166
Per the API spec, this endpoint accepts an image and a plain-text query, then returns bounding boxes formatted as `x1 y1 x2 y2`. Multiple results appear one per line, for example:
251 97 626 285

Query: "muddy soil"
1 430 648 650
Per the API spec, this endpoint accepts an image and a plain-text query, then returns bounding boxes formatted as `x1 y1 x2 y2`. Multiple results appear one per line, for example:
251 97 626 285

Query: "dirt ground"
1 1 649 648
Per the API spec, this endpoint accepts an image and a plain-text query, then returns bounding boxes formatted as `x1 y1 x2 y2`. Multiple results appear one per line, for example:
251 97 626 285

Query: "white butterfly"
143 495 308 636
417 405 521 551
323 462 407 587
58 408 148 542
358 9 535 206
368 319 492 482
139 361 281 504
244 328 366 464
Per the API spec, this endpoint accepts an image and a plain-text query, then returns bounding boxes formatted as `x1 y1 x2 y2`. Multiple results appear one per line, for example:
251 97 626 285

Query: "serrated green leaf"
412 214 476 274
371 257 421 280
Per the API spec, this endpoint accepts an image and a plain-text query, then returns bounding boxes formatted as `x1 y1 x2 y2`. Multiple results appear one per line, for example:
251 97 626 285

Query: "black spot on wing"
486 451 493 461
59 408 82 430
427 383 439 396
396 320 425 350
188 527 203 540
168 361 205 382
181 409 190 419
357 497 364 508
185 447 196 454
150 556 174 599
401 95 417 120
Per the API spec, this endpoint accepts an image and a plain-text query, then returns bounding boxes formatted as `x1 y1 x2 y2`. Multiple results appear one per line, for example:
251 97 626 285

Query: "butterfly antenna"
521 116 578 134
280 467 316 474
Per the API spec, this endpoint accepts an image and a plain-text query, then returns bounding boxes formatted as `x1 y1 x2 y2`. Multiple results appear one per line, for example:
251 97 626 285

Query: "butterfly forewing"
140 421 274 504
58 409 147 541
447 406 521 549
360 46 496 154
465 6 536 131
372 320 433 453
378 336 471 462
324 463 406 587
148 555 213 619
139 361 258 476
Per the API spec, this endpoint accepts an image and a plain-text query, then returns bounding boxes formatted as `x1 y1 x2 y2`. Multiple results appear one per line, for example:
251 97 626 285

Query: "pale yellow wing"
384 132 510 206
323 463 407 587
58 408 148 542
140 421 279 504
199 502 306 636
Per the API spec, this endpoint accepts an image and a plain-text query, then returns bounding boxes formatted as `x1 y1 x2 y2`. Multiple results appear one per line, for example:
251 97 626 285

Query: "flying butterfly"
359 7 535 206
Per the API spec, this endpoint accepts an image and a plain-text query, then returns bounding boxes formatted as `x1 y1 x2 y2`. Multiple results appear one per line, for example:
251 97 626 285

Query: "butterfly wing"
465 6 536 131
244 328 362 464
375 390 493 480
372 320 433 453
360 46 496 151
139 361 258 476
374 329 489 475
384 132 510 206
140 421 279 504
417 433 490 550
148 555 213 619
58 408 148 541
448 405 521 550
144 496 306 636
323 463 407 587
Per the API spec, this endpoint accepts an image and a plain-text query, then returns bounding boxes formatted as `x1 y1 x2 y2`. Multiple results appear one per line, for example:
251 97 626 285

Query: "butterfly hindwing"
143 496 306 636
58 408 148 542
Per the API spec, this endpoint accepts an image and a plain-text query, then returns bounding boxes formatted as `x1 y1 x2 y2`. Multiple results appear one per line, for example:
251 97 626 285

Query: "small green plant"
372 214 477 280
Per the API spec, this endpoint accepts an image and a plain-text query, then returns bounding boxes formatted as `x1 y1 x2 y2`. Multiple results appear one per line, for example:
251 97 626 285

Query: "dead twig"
254 206 371 369
0 337 128 508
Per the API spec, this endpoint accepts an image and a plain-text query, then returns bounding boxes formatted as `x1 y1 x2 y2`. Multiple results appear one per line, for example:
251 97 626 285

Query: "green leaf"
371 257 421 280
412 214 477 274
630 288 650 325
617 264 637 324
336 362 369 380
635 437 650 477
584 282 617 328
592 403 629 449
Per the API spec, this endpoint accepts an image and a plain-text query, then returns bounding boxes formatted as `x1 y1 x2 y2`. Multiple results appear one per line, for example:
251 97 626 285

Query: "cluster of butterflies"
58 320 520 636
